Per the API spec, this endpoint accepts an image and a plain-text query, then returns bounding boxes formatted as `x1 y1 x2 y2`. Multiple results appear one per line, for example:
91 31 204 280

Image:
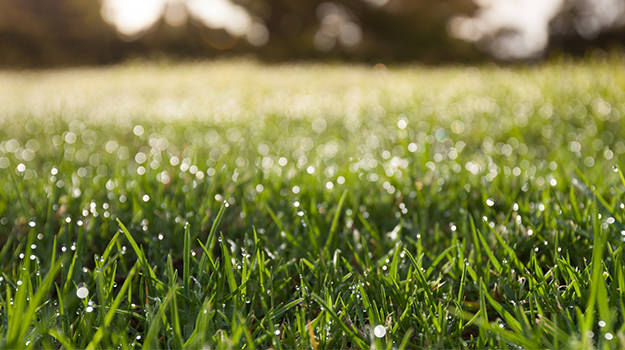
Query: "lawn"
1 59 625 349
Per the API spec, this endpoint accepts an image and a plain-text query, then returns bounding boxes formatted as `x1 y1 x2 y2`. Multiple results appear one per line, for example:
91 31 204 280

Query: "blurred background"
1 0 625 67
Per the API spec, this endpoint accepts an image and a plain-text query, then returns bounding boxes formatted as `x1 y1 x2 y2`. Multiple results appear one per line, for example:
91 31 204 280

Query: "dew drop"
133 125 144 136
586 331 594 338
373 325 386 338
76 284 89 299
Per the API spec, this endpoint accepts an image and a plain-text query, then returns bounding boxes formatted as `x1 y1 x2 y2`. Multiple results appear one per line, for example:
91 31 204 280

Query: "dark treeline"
0 0 624 67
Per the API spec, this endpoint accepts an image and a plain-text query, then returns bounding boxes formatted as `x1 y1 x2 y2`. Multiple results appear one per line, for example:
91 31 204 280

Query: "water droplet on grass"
373 325 386 338
133 125 144 136
76 284 89 299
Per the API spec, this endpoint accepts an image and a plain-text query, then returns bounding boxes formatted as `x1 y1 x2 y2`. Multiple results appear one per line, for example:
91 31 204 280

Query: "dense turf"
1 60 625 349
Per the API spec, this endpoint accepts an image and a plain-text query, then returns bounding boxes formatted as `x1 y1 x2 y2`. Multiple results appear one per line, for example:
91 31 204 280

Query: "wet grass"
1 59 625 349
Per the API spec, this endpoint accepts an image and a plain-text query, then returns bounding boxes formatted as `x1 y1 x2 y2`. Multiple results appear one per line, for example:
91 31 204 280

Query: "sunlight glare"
101 0 166 37
101 0 256 39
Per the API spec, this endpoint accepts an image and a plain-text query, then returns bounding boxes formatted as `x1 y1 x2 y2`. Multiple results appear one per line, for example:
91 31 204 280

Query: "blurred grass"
1 59 625 348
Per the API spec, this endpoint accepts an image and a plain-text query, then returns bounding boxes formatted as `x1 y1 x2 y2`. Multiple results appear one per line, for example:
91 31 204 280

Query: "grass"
1 59 625 348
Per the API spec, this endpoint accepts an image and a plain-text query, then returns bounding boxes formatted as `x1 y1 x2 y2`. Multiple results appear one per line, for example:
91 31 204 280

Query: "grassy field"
1 60 625 349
